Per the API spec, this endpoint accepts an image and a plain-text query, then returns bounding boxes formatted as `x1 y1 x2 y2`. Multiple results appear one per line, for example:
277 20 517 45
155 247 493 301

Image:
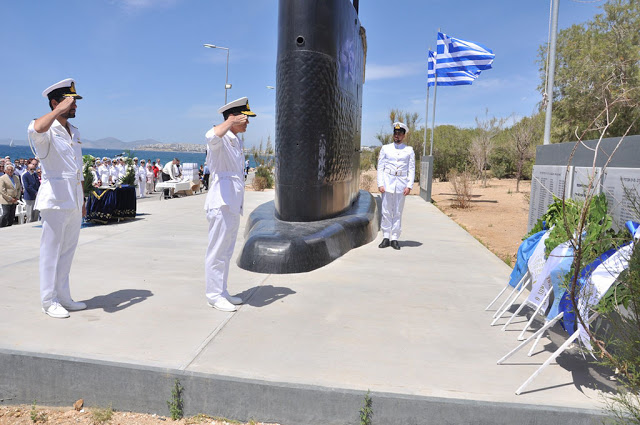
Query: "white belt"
45 171 82 180
385 169 406 177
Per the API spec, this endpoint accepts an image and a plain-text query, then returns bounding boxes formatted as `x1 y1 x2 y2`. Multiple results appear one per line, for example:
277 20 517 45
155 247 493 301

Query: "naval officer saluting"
28 78 87 318
377 122 416 250
204 97 256 312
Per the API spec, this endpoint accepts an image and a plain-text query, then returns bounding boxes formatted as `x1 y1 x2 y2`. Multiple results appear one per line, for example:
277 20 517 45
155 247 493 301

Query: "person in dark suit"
21 158 41 222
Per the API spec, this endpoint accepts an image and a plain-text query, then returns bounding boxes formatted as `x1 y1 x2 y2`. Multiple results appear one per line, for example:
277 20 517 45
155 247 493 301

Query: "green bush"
360 151 375 171
255 166 274 189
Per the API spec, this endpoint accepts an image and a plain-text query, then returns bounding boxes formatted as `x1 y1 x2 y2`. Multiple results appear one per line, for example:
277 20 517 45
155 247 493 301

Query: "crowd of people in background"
89 156 174 198
0 156 41 227
0 155 192 227
0 153 252 228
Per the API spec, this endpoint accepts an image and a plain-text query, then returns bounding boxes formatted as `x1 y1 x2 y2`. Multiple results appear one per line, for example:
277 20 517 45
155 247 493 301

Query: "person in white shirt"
138 159 147 198
146 163 155 195
27 78 88 318
99 158 110 186
109 159 117 185
116 158 126 181
203 97 256 312
162 159 179 181
376 122 416 250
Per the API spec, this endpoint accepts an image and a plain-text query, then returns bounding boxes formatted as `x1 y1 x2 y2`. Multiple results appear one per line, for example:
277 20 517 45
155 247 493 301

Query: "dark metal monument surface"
238 190 377 274
239 0 373 274
275 0 365 222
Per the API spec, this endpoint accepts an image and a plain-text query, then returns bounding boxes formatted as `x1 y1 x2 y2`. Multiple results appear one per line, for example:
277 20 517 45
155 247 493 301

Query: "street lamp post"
203 44 231 104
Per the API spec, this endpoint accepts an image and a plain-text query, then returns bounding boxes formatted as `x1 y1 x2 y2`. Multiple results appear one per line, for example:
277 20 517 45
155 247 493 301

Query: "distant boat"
9 139 14 147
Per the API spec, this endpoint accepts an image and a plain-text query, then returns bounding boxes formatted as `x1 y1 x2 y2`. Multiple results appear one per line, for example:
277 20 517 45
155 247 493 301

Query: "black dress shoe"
378 238 390 248
391 240 400 250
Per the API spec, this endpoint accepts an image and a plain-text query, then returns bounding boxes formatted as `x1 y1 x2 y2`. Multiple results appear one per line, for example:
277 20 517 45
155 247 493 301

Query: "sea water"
0 145 261 168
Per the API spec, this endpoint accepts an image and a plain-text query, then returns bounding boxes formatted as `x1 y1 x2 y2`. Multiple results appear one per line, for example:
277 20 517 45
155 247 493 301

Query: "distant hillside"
0 137 206 151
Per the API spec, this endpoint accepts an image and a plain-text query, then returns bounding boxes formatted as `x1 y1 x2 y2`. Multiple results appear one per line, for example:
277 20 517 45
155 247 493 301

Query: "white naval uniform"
28 119 84 309
137 165 147 197
376 142 415 240
109 165 117 185
98 164 110 186
203 126 245 303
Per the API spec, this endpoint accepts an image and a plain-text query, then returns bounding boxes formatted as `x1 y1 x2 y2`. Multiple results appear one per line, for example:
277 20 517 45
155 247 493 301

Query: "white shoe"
225 295 243 305
60 299 87 311
42 302 70 319
208 298 237 312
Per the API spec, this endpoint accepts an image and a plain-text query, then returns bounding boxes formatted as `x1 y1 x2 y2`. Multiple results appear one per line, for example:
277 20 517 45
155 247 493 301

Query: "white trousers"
39 208 82 308
380 191 406 240
138 179 146 197
205 206 240 303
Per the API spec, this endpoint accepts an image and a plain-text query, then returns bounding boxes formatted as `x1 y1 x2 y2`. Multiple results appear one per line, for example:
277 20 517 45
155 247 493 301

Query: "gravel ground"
0 404 281 425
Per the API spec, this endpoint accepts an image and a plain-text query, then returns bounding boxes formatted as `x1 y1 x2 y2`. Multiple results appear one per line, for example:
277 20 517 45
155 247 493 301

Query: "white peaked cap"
42 78 82 99
217 97 256 116
393 122 409 133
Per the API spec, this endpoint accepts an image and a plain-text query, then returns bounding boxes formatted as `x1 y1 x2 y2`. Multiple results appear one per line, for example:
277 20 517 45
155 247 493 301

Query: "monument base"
238 190 378 274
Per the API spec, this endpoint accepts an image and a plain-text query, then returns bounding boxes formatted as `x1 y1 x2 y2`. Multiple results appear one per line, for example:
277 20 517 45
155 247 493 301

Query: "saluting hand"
54 97 76 115
228 114 248 125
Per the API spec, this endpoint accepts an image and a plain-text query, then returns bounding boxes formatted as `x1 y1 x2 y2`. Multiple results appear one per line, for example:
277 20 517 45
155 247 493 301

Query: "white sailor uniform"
138 165 147 197
376 142 415 240
203 126 245 304
98 164 110 186
28 119 84 309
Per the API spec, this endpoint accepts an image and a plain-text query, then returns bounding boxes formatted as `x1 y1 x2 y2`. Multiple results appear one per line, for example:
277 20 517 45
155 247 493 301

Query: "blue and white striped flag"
434 32 494 85
427 50 435 87
428 49 481 86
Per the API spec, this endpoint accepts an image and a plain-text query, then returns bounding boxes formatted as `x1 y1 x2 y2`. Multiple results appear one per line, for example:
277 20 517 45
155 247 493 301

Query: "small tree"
470 109 505 187
251 135 275 189
511 115 540 192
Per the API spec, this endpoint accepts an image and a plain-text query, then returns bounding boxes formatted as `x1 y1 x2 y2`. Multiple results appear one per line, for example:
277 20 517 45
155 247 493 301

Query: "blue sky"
1 0 606 148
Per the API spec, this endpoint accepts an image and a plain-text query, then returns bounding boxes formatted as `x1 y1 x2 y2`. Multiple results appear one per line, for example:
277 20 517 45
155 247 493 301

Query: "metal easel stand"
498 312 598 395
490 274 530 326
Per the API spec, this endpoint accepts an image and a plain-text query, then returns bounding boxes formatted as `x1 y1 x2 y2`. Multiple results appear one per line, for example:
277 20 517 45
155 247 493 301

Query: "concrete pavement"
0 190 614 424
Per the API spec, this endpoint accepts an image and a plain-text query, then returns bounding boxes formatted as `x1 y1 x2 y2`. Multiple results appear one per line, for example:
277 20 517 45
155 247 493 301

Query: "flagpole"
430 70 438 156
424 49 431 157
543 0 560 145
424 84 429 156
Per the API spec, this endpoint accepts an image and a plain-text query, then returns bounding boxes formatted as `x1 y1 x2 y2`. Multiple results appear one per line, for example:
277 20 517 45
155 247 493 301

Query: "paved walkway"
0 190 612 423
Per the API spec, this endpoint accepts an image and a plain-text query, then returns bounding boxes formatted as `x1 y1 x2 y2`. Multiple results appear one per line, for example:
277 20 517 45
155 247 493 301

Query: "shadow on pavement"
401 240 423 248
234 285 296 308
83 289 153 313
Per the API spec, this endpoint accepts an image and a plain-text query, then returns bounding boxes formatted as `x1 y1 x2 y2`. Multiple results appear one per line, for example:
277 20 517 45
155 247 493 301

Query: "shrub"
254 166 273 189
448 169 474 209
359 173 374 192
360 151 375 171
253 176 268 191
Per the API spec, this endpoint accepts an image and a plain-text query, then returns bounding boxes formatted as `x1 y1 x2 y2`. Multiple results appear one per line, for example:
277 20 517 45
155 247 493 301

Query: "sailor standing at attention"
203 97 256 312
376 122 415 250
28 78 87 318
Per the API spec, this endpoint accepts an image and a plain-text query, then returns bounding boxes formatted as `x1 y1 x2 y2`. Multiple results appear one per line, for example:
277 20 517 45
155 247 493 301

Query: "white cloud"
365 62 424 81
111 0 179 12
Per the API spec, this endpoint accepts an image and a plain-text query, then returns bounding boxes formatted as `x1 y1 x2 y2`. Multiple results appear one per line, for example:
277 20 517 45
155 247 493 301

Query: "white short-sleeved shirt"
27 119 84 211
204 127 245 215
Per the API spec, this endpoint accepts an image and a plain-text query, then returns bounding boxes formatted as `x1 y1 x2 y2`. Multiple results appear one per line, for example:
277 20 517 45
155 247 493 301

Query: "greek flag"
433 32 494 86
427 50 435 87
428 49 480 86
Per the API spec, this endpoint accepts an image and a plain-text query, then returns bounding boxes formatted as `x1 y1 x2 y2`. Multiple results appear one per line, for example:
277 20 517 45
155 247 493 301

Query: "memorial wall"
528 136 640 232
